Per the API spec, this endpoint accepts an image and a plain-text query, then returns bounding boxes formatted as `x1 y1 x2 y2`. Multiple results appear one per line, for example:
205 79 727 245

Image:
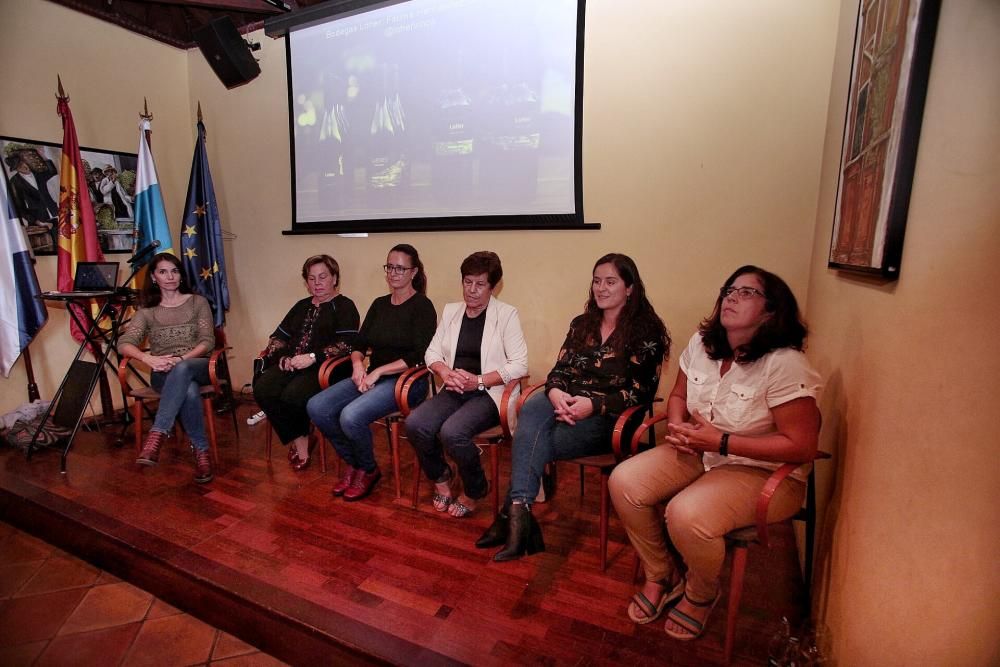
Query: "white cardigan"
424 296 528 412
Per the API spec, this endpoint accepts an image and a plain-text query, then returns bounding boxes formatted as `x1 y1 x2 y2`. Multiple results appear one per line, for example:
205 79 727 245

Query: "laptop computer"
40 261 120 298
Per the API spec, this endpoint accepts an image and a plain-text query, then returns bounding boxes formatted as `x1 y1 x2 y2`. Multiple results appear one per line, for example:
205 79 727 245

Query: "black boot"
475 499 511 549
493 502 545 562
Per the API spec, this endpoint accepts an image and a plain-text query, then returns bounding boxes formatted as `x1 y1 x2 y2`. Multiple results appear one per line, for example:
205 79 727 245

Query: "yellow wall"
806 1 1000 664
0 0 190 411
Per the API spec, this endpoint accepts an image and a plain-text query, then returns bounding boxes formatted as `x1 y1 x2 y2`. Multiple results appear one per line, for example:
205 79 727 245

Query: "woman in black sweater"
254 255 359 470
307 244 437 501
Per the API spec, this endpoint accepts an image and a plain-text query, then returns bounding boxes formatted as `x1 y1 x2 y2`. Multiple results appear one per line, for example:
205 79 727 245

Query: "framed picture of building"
828 0 940 279
1 136 138 256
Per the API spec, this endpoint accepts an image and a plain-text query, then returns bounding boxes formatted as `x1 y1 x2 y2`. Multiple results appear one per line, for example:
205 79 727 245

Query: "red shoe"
332 466 357 496
193 449 213 484
343 467 381 502
137 431 167 466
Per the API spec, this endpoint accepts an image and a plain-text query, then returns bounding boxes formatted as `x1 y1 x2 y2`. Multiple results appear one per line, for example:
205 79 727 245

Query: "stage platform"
0 403 807 665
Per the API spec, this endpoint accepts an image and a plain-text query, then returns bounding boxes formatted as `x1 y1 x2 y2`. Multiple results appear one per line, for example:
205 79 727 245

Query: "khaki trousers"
608 445 804 601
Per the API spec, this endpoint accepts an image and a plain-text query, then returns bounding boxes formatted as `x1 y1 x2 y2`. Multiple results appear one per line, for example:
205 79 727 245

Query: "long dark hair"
699 265 808 363
141 252 191 308
390 243 427 294
567 253 669 358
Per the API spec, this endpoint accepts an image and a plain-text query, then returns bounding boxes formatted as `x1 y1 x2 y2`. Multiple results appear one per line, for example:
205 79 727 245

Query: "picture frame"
828 0 940 280
1 135 139 256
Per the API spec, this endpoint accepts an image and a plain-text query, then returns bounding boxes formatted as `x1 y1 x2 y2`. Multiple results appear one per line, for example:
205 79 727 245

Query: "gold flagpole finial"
197 101 203 123
56 75 67 101
141 97 153 121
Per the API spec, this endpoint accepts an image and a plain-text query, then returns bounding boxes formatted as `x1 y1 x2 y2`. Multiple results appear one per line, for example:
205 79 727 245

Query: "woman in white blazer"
405 252 528 517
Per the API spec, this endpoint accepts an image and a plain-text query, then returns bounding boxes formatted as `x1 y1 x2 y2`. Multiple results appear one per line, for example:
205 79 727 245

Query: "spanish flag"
56 88 105 343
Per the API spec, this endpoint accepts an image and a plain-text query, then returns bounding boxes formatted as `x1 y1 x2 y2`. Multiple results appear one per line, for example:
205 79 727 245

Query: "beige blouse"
119 295 215 358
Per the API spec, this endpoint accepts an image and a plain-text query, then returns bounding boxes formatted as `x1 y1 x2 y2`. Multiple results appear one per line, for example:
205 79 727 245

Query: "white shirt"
679 333 822 480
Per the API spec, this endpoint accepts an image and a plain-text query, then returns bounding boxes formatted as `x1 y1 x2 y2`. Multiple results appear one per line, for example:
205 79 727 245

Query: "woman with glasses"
307 244 436 501
608 265 822 641
476 253 669 560
406 251 528 518
254 255 359 471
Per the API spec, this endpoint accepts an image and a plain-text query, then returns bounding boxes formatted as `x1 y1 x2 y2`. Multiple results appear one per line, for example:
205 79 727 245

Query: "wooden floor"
0 402 808 666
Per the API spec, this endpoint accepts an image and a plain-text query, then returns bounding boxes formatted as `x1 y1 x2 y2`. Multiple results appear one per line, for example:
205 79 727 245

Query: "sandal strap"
666 607 704 635
449 500 473 517
631 592 658 619
683 592 718 607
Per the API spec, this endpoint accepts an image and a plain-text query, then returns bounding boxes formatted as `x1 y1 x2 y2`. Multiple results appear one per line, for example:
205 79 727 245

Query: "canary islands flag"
179 120 229 327
133 117 173 267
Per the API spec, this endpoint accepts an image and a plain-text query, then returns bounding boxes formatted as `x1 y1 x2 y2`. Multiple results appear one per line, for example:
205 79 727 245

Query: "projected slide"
288 0 580 228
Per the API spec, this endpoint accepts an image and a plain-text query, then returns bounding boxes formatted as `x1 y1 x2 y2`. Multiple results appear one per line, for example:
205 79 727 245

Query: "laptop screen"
73 262 119 291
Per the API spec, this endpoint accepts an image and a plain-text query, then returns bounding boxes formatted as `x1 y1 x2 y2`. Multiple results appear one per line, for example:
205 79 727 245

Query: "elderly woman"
307 244 437 502
120 252 216 483
608 266 822 640
254 255 359 471
477 253 669 560
406 251 528 517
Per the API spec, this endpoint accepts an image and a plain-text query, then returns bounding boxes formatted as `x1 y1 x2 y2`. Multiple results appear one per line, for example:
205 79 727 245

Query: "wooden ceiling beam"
142 0 281 14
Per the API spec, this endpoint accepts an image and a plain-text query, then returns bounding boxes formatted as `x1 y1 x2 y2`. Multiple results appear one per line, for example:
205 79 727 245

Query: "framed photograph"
1 135 139 256
828 0 940 279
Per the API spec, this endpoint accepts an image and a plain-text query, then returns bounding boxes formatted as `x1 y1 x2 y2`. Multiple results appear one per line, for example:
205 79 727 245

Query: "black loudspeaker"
193 17 261 89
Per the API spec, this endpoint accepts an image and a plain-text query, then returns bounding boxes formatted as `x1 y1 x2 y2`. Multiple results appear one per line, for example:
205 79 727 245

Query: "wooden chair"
515 383 659 571
258 354 352 474
117 327 235 465
407 376 526 515
720 451 830 664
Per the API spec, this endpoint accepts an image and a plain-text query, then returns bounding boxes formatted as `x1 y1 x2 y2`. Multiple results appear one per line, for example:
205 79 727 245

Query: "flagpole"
22 348 40 403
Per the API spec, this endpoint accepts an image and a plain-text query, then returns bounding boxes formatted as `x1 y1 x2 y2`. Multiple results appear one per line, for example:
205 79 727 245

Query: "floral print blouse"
545 314 665 417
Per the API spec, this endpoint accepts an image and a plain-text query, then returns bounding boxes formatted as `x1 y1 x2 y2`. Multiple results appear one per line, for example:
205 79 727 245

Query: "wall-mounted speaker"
193 17 261 89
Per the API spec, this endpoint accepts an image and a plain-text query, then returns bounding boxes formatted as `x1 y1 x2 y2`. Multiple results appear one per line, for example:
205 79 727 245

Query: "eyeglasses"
383 264 413 275
721 285 766 301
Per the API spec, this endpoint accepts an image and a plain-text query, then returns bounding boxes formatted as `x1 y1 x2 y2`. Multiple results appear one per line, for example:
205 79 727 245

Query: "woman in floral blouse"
477 253 670 561
254 255 359 471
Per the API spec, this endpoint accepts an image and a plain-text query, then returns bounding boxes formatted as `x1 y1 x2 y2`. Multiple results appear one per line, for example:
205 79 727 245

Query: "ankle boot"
493 502 545 562
137 430 167 466
193 448 213 484
475 499 512 549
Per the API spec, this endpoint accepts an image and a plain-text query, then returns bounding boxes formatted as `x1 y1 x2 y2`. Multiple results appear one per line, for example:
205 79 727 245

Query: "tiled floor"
0 521 287 667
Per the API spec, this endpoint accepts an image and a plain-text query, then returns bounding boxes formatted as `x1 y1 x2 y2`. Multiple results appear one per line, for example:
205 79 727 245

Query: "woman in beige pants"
608 265 822 641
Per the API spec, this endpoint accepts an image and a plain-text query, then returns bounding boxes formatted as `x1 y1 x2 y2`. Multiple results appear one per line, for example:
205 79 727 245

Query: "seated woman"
254 254 359 471
608 265 822 640
406 251 528 517
120 252 217 484
307 244 437 502
477 253 669 561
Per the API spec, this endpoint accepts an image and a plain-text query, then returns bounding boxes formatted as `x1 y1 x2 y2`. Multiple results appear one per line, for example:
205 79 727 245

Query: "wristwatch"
477 375 486 391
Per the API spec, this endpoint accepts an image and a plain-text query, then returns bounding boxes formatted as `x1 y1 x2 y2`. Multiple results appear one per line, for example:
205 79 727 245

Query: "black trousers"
253 365 330 444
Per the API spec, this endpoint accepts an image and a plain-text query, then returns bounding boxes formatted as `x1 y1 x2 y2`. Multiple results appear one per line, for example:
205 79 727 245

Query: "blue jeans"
508 391 614 503
306 374 428 473
150 358 210 452
405 390 499 500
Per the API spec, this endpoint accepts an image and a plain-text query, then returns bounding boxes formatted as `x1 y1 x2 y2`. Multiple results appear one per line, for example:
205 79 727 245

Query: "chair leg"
390 420 402 499
133 400 143 453
724 545 749 665
600 471 609 571
316 430 327 473
411 461 421 509
579 464 585 497
202 398 219 466
490 446 500 515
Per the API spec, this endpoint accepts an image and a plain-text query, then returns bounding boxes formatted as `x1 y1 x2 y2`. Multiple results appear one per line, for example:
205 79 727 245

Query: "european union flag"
179 120 229 327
